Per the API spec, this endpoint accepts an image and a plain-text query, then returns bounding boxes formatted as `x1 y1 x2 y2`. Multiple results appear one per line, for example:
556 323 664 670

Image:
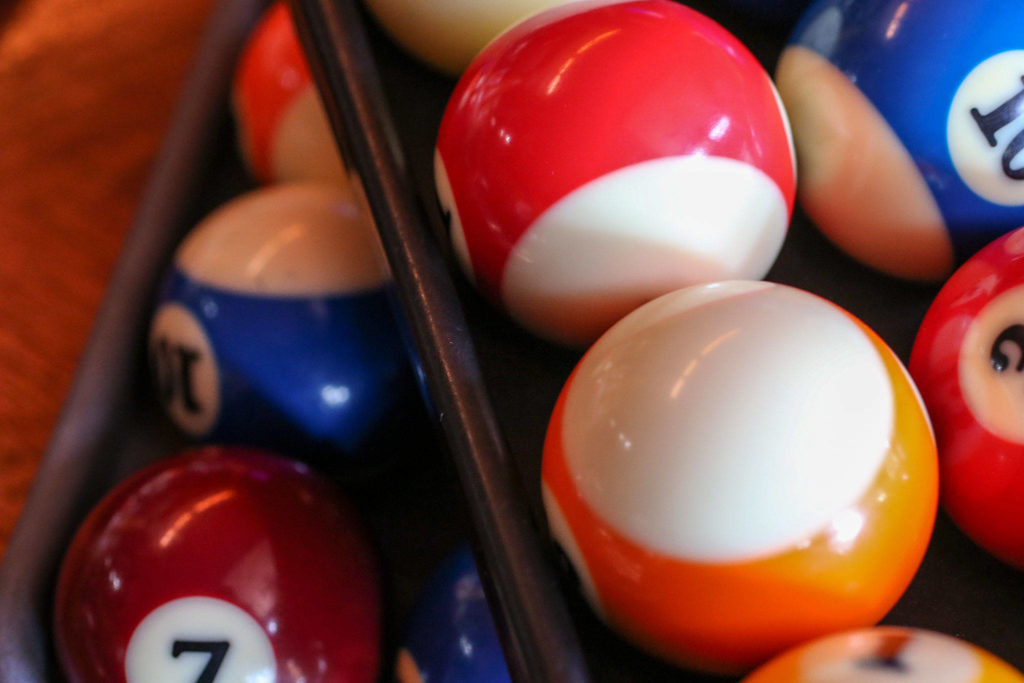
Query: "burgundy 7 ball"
53 447 380 682
910 226 1024 570
435 0 795 347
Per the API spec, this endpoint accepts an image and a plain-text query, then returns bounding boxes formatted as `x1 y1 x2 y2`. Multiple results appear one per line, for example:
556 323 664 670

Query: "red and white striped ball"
435 0 796 347
542 281 938 673
233 1 346 185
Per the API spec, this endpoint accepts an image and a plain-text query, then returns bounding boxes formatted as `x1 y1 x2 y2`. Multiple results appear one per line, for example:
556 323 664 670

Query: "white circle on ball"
959 284 1024 444
560 282 894 562
947 50 1024 206
125 596 276 683
149 303 220 437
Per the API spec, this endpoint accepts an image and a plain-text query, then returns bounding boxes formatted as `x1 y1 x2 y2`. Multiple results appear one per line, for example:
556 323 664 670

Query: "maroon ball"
54 446 380 682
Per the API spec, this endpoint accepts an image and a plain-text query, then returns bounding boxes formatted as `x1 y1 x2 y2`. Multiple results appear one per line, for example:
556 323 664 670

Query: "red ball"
910 226 1024 569
54 446 380 682
435 0 795 346
232 1 346 185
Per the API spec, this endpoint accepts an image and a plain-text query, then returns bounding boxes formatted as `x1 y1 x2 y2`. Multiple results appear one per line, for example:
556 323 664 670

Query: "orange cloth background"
0 0 216 558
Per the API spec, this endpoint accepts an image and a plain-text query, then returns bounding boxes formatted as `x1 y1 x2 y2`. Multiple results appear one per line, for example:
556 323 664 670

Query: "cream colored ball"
363 0 590 75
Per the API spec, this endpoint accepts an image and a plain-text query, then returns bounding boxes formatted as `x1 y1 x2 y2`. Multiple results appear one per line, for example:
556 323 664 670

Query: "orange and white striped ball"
743 627 1024 682
232 1 346 185
541 281 939 674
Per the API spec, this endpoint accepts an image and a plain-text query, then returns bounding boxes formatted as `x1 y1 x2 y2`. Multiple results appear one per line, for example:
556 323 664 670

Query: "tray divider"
288 1 591 681
0 0 267 679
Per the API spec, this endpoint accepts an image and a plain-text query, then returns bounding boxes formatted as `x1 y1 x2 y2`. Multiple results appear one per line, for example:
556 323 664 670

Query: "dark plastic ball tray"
2 0 1023 681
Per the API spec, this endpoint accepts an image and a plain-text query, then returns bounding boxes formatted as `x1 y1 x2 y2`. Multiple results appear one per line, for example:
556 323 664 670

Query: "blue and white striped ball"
148 183 417 466
777 0 1024 280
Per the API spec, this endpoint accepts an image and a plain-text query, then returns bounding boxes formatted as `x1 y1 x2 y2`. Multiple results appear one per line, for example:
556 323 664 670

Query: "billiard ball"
362 0 585 76
395 545 510 683
54 446 380 682
542 281 938 673
743 626 1024 682
436 0 795 348
909 225 1024 569
148 183 418 467
776 0 1024 281
233 1 347 185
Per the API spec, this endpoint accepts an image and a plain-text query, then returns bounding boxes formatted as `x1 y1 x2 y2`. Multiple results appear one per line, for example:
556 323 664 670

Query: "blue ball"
149 183 418 466
398 546 511 683
777 0 1024 280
